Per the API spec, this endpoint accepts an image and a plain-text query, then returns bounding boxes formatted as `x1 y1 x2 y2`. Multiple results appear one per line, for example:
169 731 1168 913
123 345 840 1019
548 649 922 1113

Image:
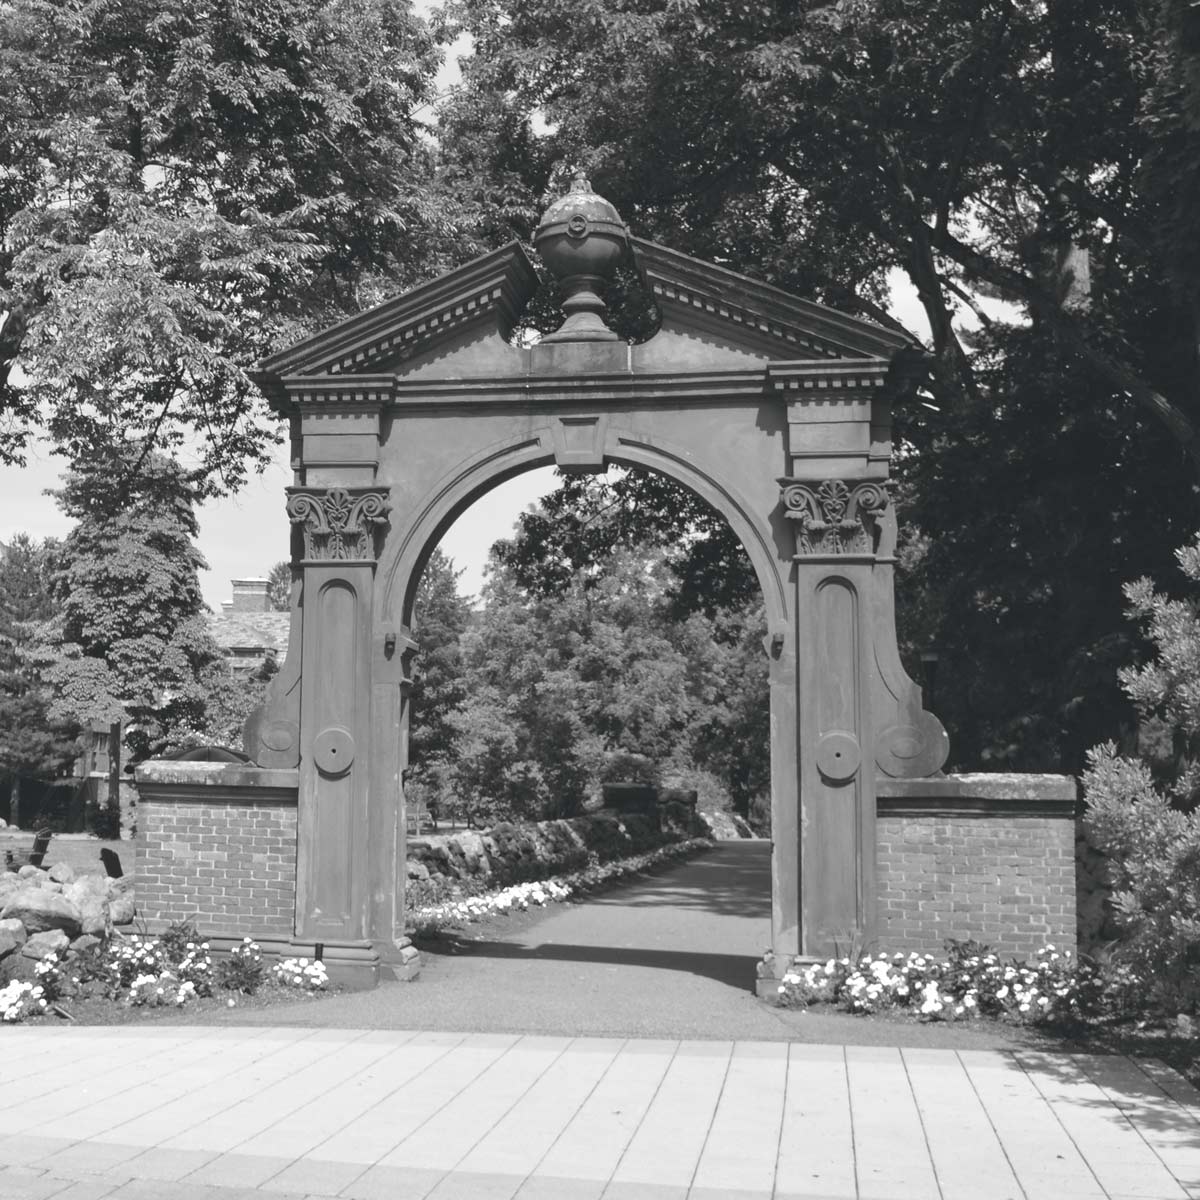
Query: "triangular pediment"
255 242 539 383
254 235 910 402
630 239 908 363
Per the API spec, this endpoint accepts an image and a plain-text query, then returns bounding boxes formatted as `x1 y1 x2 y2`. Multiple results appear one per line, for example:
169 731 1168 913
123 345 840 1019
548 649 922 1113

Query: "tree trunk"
107 722 121 837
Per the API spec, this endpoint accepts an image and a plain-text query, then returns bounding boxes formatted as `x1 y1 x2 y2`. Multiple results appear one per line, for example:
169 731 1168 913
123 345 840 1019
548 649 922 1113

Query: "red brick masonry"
135 763 299 938
876 774 1077 958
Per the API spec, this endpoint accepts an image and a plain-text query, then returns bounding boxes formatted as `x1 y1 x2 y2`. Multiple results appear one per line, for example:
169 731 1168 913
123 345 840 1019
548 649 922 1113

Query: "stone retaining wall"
876 774 1077 958
134 763 298 938
407 810 677 891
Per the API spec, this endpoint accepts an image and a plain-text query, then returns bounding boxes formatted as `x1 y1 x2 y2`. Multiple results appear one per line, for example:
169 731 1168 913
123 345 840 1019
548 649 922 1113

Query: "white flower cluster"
779 944 1101 1025
272 957 329 990
127 972 196 1007
0 980 47 1023
412 878 573 927
177 942 213 993
407 838 714 934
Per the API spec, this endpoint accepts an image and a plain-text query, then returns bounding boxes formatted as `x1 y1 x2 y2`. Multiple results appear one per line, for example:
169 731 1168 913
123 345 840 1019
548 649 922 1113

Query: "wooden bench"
4 828 52 872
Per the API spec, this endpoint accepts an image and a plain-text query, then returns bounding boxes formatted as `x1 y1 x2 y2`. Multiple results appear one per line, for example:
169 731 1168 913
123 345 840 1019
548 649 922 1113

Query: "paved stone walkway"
2 1024 1199 1199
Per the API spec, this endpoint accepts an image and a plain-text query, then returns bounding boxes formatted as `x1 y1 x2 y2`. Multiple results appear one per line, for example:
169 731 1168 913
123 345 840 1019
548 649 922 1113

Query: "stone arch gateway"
135 182 1078 989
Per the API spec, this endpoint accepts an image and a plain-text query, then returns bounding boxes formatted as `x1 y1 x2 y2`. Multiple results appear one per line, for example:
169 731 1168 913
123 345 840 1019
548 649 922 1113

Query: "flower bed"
775 939 1142 1026
0 924 329 1024
406 837 714 937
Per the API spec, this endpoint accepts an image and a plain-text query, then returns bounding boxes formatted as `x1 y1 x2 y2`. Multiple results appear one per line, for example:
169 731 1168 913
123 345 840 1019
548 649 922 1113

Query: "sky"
0 9 960 612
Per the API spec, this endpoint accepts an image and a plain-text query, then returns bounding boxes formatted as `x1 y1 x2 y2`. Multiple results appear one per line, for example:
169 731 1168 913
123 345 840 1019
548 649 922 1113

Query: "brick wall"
875 774 1077 958
134 764 299 939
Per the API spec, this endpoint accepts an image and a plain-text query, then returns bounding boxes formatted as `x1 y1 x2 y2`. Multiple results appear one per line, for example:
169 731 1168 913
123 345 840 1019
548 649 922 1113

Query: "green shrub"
215 937 265 994
1083 743 1200 1009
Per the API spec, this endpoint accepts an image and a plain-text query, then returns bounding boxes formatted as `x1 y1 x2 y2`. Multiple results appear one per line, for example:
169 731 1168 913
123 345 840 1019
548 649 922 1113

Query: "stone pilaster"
287 486 389 974
780 477 885 958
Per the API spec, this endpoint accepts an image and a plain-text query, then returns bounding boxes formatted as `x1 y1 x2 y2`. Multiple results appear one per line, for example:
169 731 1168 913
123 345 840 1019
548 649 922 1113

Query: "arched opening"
400 459 775 984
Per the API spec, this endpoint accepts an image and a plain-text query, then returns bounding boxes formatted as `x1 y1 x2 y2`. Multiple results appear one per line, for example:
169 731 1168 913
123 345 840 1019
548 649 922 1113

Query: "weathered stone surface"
22 928 69 959
47 862 76 885
0 874 25 901
1 888 83 937
0 917 26 946
405 859 430 881
0 930 20 961
17 864 43 879
107 876 136 925
69 933 102 955
65 876 111 936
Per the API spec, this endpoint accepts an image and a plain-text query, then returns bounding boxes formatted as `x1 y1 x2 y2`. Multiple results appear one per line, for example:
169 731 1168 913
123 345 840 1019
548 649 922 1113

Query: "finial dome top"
538 174 626 235
533 171 629 343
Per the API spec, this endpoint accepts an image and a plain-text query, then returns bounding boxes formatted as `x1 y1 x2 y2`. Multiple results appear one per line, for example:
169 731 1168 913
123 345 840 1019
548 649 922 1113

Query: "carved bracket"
287 487 390 563
779 478 889 557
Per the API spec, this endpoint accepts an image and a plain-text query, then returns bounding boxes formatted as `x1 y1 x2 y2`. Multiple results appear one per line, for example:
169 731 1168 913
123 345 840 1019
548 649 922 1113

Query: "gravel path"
184 841 1059 1050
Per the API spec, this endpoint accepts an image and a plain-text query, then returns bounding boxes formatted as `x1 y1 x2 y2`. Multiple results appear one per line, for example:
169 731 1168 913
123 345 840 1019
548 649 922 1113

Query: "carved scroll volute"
779 479 889 556
286 487 391 563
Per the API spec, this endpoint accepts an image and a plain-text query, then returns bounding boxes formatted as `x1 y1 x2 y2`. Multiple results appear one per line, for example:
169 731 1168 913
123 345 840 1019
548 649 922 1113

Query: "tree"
27 455 223 762
443 0 1200 463
451 519 770 823
894 322 1200 772
0 0 491 497
266 561 292 612
405 547 473 821
438 1 1200 772
0 534 81 827
1082 532 1200 1007
492 469 758 621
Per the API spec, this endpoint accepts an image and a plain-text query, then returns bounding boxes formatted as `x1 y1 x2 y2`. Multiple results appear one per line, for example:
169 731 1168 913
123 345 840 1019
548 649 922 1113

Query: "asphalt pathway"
190 841 1055 1049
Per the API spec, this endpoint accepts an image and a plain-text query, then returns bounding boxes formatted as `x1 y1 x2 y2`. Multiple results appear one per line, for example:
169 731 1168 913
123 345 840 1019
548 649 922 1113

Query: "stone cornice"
255 242 539 391
632 238 912 362
767 359 892 394
875 774 1078 818
266 363 912 413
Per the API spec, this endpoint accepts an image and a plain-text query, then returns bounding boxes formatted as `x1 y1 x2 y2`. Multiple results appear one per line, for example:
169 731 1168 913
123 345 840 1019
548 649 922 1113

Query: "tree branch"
928 221 1200 466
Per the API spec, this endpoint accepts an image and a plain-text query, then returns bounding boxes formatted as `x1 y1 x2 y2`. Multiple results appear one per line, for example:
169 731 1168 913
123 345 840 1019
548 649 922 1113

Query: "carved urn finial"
534 172 629 343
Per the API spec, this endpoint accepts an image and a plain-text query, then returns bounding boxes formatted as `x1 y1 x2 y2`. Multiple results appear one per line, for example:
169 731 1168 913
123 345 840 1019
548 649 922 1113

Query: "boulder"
47 862 75 885
107 876 136 925
0 888 83 938
22 928 69 959
69 934 102 955
17 864 43 880
0 917 26 947
0 874 25 902
64 876 111 936
406 859 430 881
0 929 20 962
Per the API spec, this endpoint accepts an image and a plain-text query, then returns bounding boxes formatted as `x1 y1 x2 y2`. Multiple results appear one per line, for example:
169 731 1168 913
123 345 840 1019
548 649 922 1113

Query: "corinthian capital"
286 487 390 563
779 478 889 557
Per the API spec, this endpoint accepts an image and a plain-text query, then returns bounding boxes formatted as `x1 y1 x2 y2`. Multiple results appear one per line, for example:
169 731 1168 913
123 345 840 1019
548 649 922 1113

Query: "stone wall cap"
135 761 300 790
876 773 1077 801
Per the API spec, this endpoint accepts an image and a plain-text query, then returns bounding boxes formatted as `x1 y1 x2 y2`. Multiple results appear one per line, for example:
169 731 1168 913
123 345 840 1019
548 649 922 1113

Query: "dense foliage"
25 456 223 761
406 472 769 827
436 0 1200 772
0 0 485 494
405 547 473 820
0 535 81 823
1083 534 1200 1009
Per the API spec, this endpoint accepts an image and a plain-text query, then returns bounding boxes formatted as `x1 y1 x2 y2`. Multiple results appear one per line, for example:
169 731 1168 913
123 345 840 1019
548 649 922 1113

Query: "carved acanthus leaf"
286 487 390 562
780 479 889 556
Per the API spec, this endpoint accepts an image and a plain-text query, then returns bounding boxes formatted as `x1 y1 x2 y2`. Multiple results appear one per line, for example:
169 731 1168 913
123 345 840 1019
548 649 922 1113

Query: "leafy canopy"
0 0 486 495
27 454 223 760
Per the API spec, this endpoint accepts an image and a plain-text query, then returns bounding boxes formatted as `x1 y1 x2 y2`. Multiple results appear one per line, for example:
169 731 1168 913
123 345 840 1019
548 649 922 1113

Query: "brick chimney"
230 578 271 613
